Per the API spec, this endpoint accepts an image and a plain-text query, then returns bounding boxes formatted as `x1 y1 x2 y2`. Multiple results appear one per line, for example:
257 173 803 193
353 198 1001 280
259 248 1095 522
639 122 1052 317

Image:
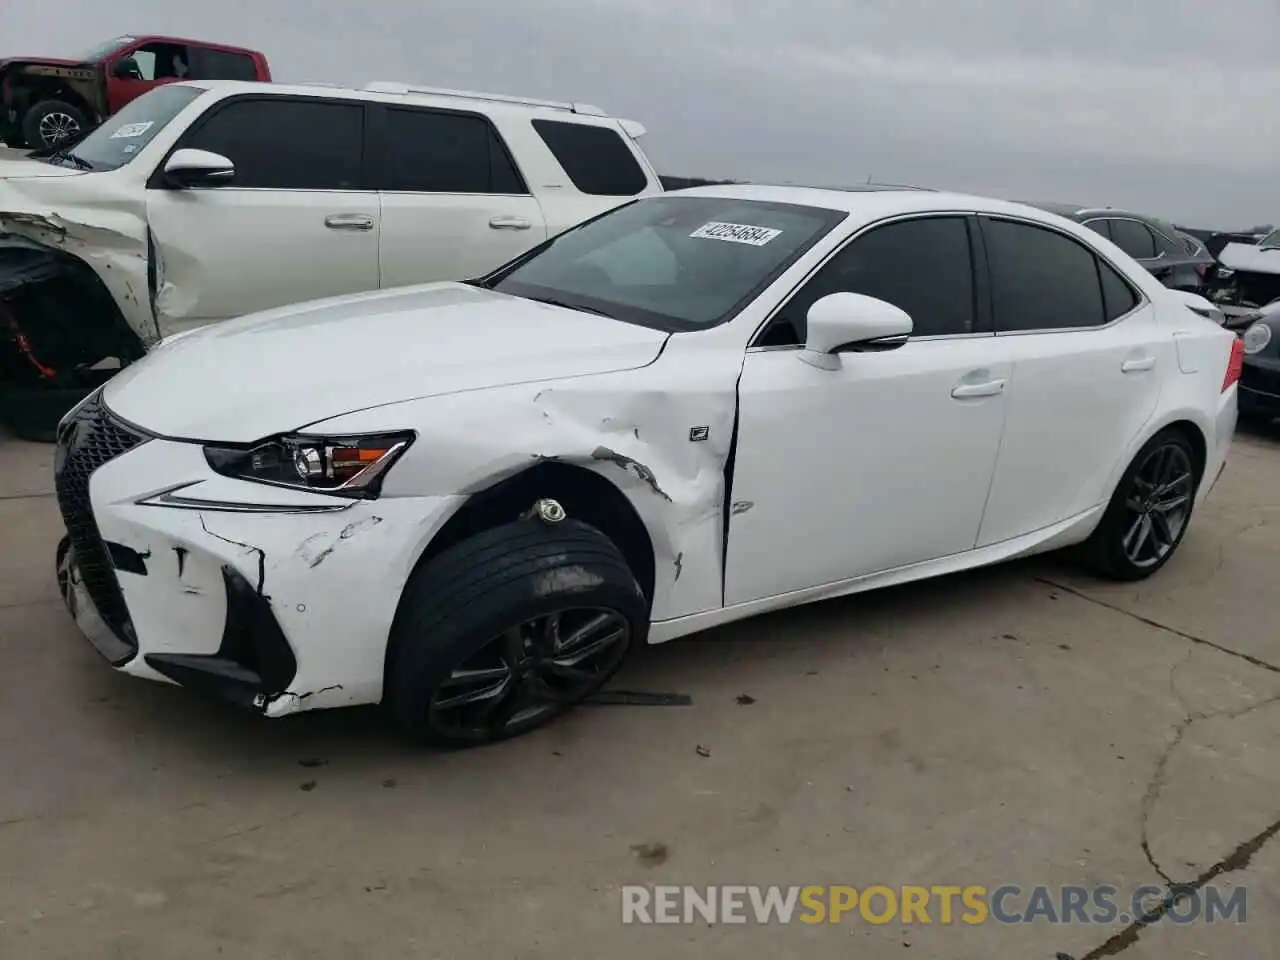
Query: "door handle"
324 214 375 231
489 216 532 230
951 379 1006 399
1121 357 1156 373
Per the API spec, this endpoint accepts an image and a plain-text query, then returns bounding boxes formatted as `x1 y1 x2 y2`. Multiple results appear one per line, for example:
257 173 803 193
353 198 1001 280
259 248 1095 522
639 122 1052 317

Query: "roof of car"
179 79 629 123
664 182 1076 223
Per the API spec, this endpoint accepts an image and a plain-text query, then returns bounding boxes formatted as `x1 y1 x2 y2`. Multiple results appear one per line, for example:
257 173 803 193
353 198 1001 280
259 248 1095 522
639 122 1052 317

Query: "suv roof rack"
363 81 607 117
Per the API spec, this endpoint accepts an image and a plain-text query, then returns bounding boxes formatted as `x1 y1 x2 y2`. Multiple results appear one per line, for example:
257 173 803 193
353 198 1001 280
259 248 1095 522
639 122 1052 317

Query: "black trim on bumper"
145 565 298 711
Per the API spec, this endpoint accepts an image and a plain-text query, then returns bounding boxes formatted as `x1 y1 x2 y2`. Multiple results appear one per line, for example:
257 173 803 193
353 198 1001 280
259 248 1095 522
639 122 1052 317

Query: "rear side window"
181 97 364 189
190 48 260 81
984 218 1108 331
1083 219 1111 240
531 119 648 196
1109 219 1157 259
382 108 526 194
1099 258 1141 321
1150 225 1183 259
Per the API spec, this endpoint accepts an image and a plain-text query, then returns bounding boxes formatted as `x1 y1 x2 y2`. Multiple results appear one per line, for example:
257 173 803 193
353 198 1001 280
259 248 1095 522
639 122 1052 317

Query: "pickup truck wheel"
386 517 646 748
1078 429 1199 581
22 101 87 150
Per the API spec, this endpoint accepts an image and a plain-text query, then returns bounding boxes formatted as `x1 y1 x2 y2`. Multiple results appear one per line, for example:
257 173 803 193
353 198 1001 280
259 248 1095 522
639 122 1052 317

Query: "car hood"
1218 242 1280 276
0 158 88 180
103 282 670 442
0 57 84 67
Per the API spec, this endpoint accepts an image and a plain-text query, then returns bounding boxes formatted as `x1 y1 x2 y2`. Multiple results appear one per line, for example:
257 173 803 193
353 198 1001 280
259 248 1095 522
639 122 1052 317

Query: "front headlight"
1242 321 1272 355
204 431 414 498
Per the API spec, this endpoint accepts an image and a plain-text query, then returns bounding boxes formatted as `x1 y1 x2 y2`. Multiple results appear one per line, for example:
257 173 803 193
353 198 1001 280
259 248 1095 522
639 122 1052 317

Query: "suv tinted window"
984 218 1107 331
1109 219 1157 259
531 119 648 196
181 97 364 189
382 108 526 193
762 216 976 345
190 48 259 81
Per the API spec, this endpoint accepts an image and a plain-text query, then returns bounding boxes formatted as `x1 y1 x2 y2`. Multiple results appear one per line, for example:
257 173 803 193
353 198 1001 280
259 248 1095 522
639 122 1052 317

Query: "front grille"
53 392 150 649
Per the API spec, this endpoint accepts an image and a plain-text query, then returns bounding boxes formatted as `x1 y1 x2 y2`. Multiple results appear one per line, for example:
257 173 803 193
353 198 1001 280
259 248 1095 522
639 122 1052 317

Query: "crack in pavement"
1040 578 1280 958
1034 577 1280 674
1064 816 1280 959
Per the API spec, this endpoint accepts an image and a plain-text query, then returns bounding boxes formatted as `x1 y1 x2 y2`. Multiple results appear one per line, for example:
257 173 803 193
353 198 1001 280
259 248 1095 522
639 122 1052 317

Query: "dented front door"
143 95 381 336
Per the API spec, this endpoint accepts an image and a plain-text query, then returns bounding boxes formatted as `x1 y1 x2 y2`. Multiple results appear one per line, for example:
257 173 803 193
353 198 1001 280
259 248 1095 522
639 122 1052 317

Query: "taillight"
1223 337 1245 392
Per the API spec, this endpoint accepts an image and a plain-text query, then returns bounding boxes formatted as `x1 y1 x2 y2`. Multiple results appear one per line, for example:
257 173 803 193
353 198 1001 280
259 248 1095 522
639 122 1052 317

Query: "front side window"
59 84 205 171
531 119 649 196
761 216 977 345
984 218 1114 331
383 108 526 194
180 97 364 190
1109 219 1157 259
124 42 191 81
489 196 846 332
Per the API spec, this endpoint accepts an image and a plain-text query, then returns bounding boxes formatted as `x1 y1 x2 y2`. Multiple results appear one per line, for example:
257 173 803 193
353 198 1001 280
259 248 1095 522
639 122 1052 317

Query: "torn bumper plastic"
52 393 464 717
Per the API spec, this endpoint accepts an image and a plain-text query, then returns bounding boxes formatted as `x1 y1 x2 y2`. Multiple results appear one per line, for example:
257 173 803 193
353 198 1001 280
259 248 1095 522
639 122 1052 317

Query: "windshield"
51 84 205 172
74 36 135 63
1261 230 1280 250
490 196 847 332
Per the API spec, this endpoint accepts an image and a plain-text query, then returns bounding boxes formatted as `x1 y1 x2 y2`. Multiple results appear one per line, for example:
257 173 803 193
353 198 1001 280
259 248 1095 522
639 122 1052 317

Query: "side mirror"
800 292 913 369
163 148 235 189
112 57 140 79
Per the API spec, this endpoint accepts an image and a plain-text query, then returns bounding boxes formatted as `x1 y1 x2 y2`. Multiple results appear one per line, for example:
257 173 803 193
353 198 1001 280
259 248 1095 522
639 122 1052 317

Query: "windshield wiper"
525 295 615 319
43 150 94 171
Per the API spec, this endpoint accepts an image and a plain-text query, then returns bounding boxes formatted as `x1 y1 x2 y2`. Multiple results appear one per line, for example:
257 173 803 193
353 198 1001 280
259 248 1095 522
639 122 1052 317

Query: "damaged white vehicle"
0 78 661 438
54 185 1240 746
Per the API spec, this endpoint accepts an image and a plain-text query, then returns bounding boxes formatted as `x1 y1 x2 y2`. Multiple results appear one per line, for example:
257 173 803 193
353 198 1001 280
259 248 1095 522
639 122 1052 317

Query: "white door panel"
146 189 380 331
377 194 547 289
976 307 1166 546
725 341 1010 606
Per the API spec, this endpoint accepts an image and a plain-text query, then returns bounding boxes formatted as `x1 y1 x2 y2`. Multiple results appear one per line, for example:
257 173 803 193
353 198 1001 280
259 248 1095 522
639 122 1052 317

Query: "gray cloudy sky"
10 0 1279 229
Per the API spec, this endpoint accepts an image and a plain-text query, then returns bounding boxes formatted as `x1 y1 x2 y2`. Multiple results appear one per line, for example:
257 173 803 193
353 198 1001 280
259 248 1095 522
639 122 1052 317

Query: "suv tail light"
1223 337 1245 392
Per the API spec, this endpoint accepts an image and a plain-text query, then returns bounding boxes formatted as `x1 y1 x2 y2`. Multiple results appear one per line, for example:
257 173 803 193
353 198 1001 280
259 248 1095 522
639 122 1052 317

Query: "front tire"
386 517 647 747
22 100 88 150
1078 428 1200 581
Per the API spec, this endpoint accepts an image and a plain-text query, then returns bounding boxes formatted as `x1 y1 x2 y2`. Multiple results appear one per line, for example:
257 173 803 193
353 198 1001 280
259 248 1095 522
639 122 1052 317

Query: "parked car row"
0 77 663 438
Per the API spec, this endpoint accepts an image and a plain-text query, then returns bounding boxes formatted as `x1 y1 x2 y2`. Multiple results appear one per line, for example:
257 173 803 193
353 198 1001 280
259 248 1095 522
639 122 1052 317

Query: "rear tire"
1078 428 1200 581
22 100 88 150
386 517 647 748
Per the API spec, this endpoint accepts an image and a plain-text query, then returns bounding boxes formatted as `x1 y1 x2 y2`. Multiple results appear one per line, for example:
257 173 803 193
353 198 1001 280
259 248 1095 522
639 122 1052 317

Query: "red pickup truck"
1 35 270 149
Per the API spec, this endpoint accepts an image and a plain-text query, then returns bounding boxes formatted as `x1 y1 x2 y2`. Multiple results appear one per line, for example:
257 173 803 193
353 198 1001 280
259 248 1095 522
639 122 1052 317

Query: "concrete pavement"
1 426 1279 958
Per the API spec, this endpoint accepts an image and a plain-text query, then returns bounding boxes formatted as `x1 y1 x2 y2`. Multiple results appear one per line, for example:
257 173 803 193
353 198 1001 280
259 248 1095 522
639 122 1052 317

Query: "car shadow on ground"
71 554 1048 769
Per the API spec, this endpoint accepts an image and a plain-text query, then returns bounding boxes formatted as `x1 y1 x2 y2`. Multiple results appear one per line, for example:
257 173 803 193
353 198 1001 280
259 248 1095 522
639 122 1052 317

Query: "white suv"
0 78 662 436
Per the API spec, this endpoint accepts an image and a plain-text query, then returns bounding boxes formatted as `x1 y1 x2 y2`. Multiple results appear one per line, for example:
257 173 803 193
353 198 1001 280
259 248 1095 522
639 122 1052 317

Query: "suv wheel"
23 101 87 150
386 516 647 747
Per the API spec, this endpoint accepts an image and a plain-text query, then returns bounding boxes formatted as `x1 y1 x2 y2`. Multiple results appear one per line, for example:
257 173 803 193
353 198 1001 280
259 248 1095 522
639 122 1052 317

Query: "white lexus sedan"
53 185 1242 746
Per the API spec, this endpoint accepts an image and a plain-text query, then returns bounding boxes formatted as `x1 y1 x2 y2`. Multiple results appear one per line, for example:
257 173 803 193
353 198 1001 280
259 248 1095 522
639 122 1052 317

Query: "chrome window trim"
745 330 995 354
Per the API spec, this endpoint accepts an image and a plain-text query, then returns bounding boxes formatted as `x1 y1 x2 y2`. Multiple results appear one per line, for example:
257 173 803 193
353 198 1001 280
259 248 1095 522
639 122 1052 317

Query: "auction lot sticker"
690 221 782 246
111 121 155 139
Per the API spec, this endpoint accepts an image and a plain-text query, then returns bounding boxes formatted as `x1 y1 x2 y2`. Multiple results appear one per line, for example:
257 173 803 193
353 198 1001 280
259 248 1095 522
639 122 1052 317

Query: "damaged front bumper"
53 392 463 717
